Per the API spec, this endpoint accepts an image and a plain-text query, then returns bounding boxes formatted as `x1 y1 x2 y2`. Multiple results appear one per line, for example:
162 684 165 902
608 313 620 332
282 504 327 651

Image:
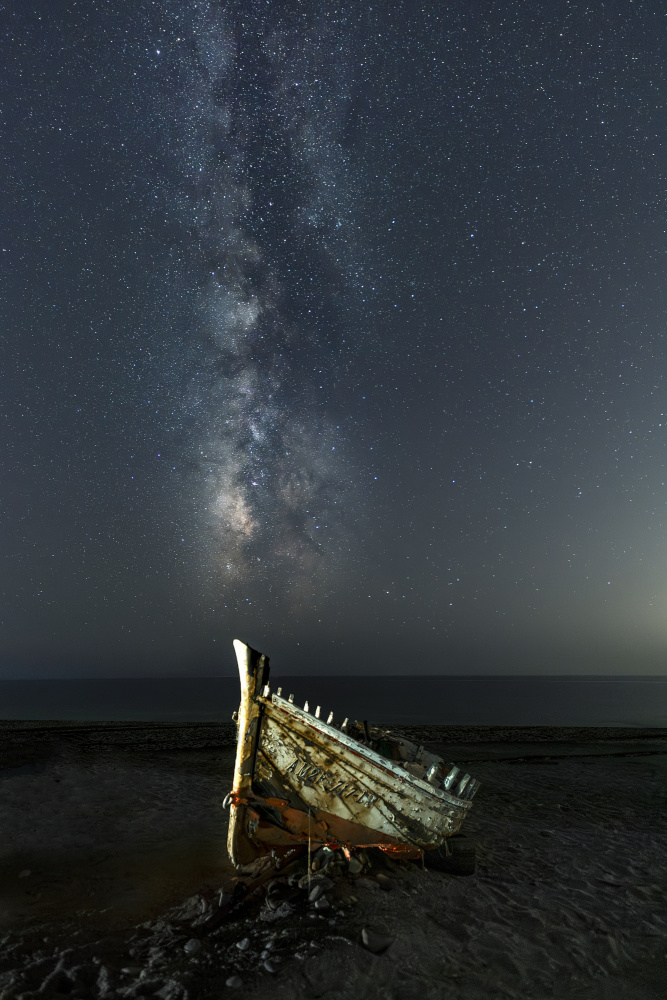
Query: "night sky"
2 1 667 679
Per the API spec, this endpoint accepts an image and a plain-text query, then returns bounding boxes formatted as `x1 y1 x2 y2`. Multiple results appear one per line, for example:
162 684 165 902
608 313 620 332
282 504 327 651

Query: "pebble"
266 902 294 920
298 872 333 891
348 858 363 875
235 937 251 952
308 884 325 903
263 959 277 973
357 877 380 890
314 897 330 911
311 846 336 871
183 939 201 956
225 974 243 988
376 873 393 891
361 928 396 954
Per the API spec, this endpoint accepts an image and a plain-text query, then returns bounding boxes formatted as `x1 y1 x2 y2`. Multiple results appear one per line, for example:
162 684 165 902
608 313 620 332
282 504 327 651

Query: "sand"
1 721 666 999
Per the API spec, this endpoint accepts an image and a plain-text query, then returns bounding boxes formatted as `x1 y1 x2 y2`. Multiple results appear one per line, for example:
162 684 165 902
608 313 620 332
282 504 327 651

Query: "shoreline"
2 718 667 739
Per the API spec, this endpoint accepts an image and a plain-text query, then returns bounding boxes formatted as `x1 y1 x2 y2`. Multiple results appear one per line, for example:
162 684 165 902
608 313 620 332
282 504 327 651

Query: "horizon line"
1 673 666 681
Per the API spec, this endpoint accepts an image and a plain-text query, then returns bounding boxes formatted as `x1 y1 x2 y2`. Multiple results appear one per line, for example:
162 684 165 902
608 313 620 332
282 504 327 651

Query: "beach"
1 721 666 999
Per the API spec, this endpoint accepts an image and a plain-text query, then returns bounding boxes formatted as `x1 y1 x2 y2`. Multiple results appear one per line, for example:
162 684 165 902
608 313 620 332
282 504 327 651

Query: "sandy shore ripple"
1 722 666 999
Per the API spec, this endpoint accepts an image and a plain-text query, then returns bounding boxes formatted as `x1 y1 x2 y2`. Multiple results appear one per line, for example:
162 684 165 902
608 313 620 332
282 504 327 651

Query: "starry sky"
2 1 667 679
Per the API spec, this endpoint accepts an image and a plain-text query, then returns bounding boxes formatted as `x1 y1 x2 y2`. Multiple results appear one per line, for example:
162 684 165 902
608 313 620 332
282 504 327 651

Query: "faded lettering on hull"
254 694 472 849
283 754 380 808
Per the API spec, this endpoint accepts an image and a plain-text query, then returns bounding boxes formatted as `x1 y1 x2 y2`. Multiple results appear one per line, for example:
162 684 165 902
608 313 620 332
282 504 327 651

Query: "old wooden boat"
225 639 480 868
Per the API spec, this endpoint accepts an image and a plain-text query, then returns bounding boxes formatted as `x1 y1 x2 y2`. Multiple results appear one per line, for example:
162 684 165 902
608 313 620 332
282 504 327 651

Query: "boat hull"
226 640 476 868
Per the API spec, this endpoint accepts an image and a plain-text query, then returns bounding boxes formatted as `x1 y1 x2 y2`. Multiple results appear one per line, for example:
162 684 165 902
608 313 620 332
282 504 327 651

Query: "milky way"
163 3 362 597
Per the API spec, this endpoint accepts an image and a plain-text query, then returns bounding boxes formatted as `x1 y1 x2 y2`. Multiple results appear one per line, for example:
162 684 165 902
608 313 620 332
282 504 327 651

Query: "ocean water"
0 675 665 727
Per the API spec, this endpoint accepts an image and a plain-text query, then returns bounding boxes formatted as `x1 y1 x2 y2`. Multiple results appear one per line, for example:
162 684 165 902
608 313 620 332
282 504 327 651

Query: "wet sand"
1 721 666 999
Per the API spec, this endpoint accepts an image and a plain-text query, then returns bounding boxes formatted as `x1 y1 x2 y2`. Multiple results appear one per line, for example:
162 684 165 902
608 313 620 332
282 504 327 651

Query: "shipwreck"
225 640 480 868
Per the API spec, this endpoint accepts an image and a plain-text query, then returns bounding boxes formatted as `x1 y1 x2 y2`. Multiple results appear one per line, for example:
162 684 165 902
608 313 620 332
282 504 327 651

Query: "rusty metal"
226 639 480 868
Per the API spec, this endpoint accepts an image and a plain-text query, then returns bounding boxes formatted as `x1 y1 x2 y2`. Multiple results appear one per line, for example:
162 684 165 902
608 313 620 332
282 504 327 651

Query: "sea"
0 675 666 727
